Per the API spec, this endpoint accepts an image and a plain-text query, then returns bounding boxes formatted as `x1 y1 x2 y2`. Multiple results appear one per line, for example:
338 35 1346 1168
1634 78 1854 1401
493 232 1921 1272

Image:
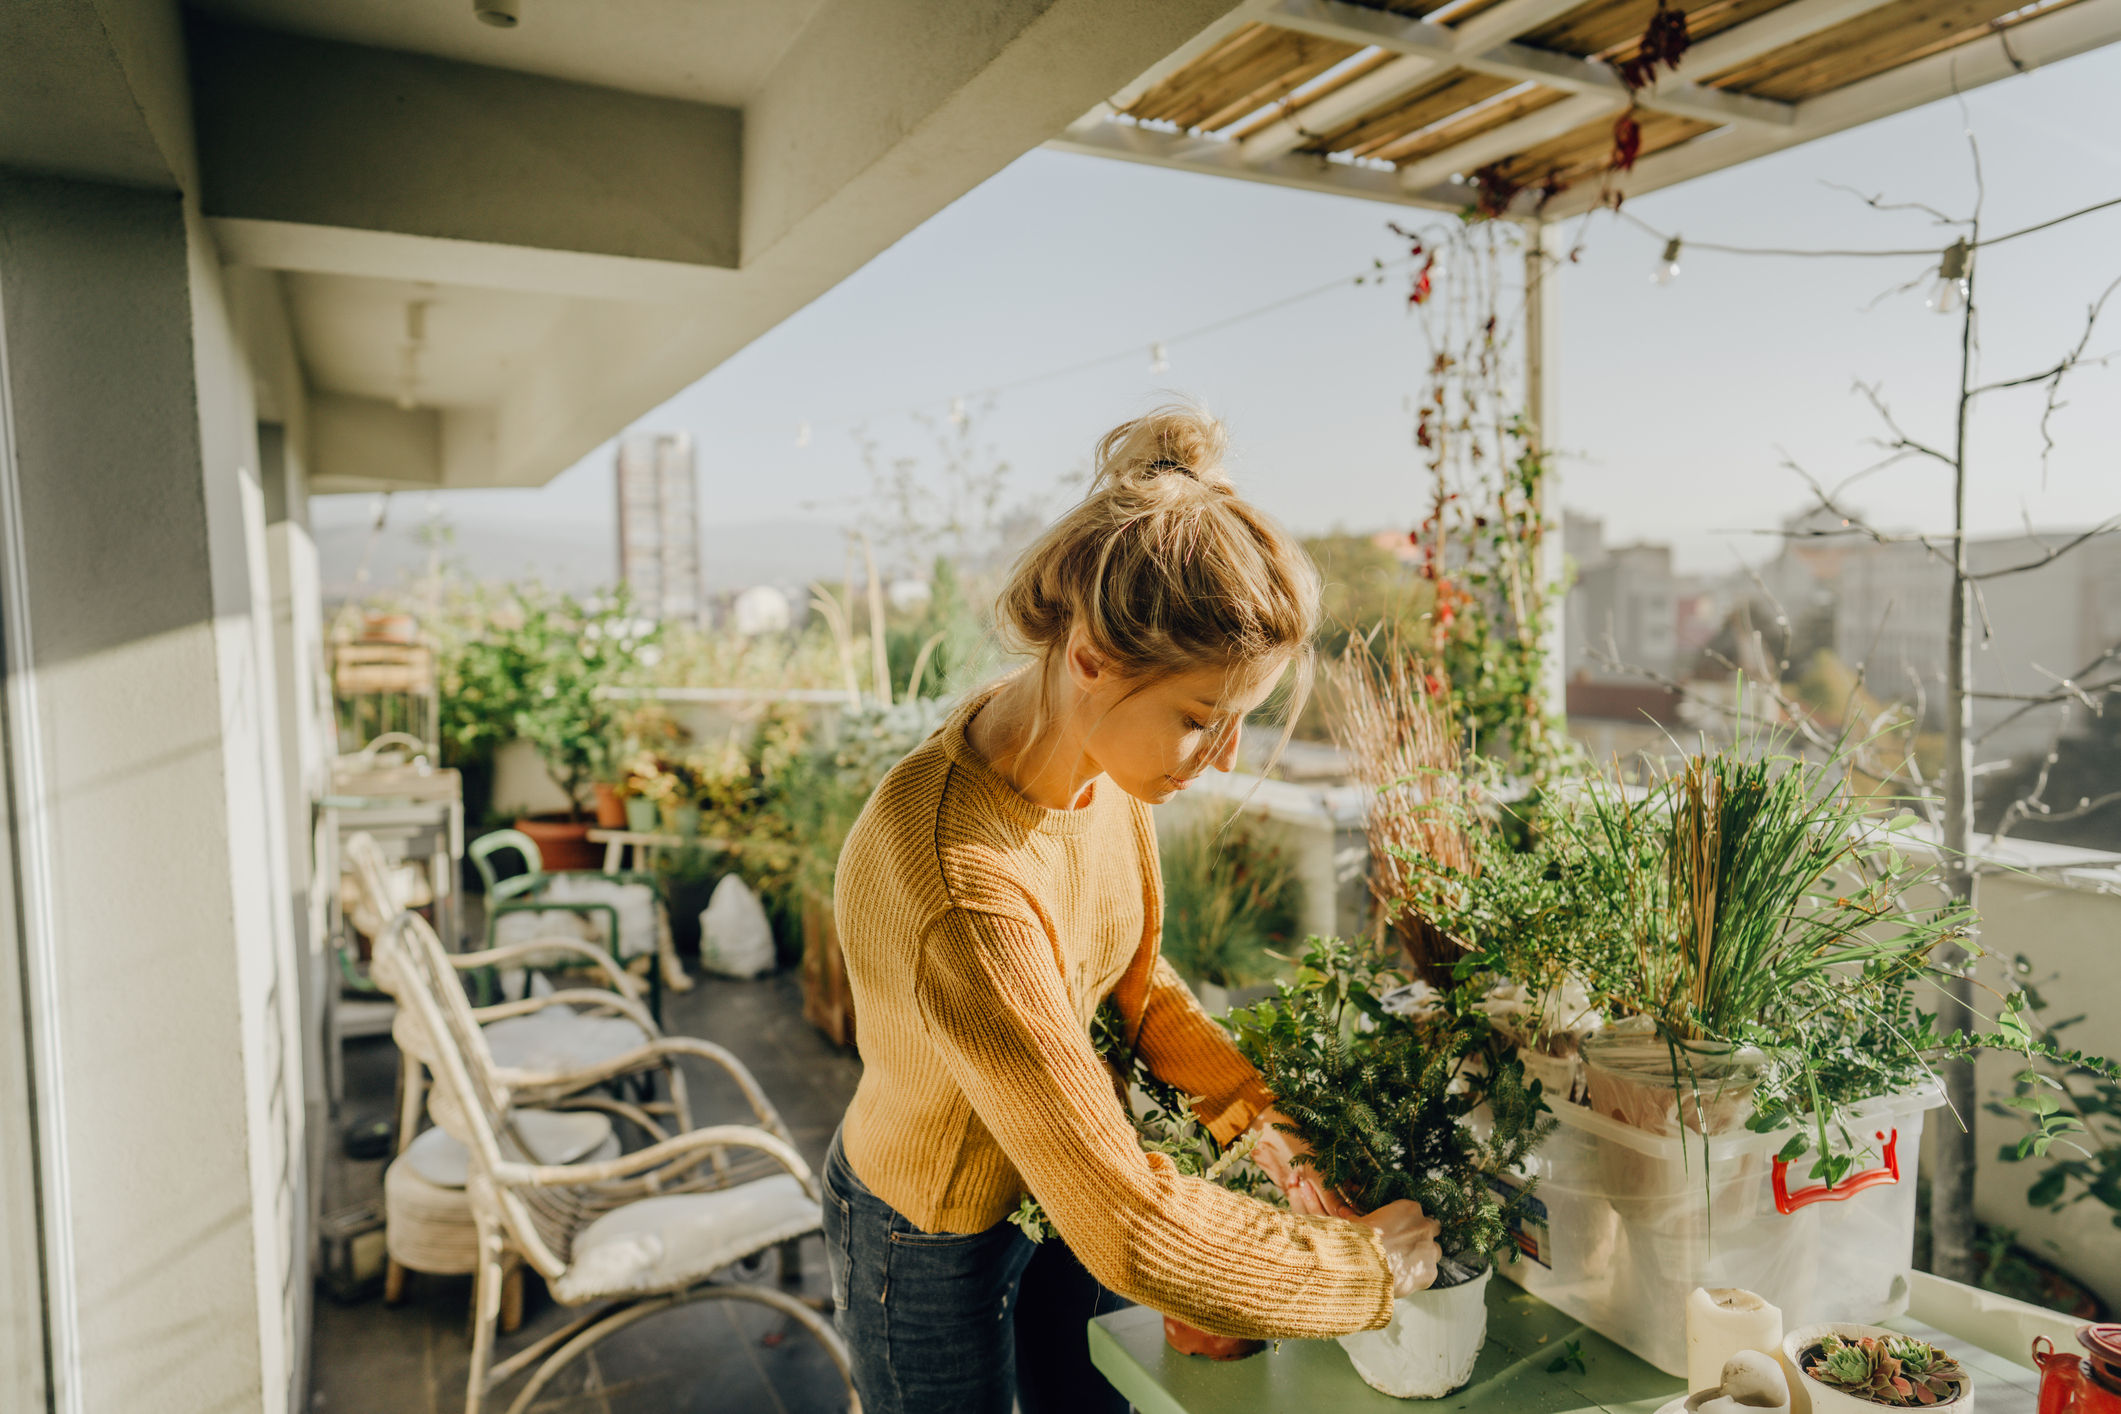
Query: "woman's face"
1067 638 1285 805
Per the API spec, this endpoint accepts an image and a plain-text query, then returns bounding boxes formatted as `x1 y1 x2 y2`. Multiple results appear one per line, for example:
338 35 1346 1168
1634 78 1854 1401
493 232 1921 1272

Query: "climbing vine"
1377 219 1571 782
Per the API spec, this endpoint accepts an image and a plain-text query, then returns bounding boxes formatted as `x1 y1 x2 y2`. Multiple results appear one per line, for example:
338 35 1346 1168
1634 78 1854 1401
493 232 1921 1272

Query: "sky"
314 41 2121 591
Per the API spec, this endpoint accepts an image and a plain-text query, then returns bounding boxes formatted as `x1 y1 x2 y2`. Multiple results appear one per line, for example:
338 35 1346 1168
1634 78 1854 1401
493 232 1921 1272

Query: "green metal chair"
468 829 675 1019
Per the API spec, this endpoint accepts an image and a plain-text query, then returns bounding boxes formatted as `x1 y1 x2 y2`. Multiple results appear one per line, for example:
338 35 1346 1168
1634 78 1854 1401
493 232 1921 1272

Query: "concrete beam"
188 17 742 269
0 0 195 191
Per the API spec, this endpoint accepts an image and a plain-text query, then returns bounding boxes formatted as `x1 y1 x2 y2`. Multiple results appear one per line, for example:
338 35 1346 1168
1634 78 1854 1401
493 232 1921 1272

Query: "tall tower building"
615 432 701 622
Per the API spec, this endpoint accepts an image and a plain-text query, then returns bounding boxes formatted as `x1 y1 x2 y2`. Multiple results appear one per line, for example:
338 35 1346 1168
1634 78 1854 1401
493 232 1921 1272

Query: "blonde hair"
996 405 1321 742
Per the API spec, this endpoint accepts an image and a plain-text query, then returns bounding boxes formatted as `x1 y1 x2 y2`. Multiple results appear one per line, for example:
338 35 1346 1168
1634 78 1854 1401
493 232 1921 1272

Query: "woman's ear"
1062 623 1108 693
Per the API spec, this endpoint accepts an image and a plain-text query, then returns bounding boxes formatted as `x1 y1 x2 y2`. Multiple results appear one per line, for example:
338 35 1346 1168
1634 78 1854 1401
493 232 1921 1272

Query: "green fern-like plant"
1223 935 1553 1270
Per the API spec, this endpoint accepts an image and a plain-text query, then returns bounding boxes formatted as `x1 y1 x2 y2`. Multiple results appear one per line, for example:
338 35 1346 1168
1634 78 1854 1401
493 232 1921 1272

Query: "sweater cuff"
1193 1074 1275 1146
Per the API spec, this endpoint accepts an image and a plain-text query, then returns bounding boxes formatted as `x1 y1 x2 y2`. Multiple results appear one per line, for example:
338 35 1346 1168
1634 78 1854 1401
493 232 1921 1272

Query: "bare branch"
1972 640 2121 745
1821 180 1970 230
1969 515 2121 582
1853 381 1957 468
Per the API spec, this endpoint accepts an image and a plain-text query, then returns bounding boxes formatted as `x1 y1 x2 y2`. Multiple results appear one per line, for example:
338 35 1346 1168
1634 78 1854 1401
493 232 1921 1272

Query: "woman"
821 406 1443 1414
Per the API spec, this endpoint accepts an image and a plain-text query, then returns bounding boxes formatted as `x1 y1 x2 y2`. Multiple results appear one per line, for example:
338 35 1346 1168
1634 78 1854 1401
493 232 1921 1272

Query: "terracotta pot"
513 814 601 872
1162 1315 1264 1361
592 783 627 829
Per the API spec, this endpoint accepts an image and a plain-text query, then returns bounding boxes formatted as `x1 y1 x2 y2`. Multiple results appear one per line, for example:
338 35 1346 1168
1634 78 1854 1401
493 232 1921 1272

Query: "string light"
1927 238 1971 315
1150 341 1170 374
794 423 810 449
1652 235 1683 286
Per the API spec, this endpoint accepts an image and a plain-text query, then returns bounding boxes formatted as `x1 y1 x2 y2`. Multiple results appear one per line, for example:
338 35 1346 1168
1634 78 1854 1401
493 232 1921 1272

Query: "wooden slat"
1373 82 1571 161
1484 107 1715 188
1125 24 1365 131
1713 0 2089 97
1523 0 1788 58
1300 69 1520 152
1229 47 1404 139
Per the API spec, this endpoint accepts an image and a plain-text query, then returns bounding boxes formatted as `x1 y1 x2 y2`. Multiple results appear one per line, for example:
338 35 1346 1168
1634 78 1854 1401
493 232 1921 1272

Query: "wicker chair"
342 833 682 1141
375 909 855 1414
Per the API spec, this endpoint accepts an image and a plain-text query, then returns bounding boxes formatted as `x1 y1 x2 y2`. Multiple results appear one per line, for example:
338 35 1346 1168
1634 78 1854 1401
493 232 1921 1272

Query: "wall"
0 170 303 1413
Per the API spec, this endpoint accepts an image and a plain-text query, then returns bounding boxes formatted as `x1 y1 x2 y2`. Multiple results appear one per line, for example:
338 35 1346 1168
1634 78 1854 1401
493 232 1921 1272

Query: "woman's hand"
1245 1107 1443 1295
1247 1107 1329 1211
1351 1200 1444 1297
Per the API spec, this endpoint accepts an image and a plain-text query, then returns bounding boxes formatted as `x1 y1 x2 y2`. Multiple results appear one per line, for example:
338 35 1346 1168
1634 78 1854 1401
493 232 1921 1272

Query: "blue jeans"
821 1127 1132 1414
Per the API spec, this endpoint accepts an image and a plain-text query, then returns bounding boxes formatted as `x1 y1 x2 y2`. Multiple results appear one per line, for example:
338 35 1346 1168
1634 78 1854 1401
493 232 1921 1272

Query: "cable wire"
1618 194 2121 259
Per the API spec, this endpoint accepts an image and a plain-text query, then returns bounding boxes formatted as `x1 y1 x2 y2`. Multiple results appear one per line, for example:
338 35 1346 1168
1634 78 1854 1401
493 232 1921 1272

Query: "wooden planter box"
801 890 857 1051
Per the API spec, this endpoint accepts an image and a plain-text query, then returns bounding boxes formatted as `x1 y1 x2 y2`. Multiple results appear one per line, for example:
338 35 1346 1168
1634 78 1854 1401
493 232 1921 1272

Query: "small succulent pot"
1783 1323 1971 1414
1337 1264 1492 1399
592 781 627 828
624 796 658 834
1162 1314 1264 1361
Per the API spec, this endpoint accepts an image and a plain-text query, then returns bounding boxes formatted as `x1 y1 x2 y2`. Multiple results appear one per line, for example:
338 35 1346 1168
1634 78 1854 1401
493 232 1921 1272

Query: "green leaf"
1778 1134 1810 1163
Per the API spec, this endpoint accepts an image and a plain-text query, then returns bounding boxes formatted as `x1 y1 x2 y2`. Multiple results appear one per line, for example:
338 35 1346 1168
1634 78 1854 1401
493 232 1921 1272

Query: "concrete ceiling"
162 0 1252 493
186 0 831 107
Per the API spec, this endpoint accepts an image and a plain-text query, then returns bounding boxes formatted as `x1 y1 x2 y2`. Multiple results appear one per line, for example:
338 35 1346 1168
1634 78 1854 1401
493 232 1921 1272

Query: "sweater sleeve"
1133 954 1274 1145
914 905 1394 1340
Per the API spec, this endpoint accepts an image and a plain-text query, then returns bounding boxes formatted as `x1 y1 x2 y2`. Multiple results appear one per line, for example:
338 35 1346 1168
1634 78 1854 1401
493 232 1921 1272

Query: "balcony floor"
313 968 863 1414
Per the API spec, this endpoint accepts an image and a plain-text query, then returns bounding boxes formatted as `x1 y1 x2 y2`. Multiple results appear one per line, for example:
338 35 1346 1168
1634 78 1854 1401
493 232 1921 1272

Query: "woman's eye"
1184 717 1209 733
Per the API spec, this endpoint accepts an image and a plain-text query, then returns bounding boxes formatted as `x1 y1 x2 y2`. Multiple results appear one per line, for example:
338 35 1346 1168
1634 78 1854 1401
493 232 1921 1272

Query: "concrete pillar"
0 172 306 1413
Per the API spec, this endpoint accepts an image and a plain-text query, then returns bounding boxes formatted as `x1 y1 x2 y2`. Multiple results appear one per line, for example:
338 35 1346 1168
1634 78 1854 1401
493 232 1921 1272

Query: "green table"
1089 1279 2046 1414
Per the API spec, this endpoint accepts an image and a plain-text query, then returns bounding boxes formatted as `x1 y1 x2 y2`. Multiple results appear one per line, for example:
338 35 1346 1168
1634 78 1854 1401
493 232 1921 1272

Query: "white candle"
1686 1287 1784 1395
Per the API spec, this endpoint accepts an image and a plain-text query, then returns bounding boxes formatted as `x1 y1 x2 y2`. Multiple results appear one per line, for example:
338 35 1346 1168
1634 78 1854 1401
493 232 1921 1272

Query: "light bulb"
1927 238 1970 314
1652 235 1682 286
1150 342 1169 375
795 423 810 449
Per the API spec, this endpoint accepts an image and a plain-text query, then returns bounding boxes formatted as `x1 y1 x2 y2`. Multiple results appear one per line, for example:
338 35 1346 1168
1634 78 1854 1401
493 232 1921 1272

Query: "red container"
2034 1326 2121 1414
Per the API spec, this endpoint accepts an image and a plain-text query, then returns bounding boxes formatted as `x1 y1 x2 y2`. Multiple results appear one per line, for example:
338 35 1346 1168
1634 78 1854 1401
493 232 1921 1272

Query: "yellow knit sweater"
835 687 1394 1340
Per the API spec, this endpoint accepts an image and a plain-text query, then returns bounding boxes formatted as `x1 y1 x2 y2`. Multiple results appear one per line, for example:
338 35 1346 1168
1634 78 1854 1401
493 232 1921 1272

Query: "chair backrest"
469 828 544 901
375 910 578 1278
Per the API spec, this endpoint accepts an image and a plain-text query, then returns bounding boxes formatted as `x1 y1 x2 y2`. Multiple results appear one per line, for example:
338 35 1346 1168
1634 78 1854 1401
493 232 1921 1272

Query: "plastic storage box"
1492 1086 1942 1376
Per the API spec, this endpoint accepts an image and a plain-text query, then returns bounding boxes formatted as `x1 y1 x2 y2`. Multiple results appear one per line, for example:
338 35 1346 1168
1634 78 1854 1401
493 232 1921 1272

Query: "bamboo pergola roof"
1047 0 2121 217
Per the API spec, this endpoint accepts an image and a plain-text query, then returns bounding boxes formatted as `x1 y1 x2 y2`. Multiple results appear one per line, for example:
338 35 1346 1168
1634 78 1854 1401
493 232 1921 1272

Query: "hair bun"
1094 404 1233 497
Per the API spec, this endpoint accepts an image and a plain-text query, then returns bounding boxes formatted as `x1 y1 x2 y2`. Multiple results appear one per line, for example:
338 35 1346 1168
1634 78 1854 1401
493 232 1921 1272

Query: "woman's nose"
1212 720 1241 773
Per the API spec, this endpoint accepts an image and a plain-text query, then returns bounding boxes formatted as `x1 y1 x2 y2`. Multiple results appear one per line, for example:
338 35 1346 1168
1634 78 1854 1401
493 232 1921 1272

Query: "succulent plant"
1804 1334 1965 1407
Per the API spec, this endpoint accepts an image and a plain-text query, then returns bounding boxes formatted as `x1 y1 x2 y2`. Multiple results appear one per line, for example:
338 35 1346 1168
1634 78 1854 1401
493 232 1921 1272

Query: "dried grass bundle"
1323 636 1472 983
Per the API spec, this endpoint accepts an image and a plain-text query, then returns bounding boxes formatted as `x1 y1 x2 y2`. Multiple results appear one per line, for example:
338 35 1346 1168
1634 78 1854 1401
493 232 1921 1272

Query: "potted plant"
1784 1325 1969 1412
1225 936 1554 1398
496 588 655 868
1391 734 2118 1375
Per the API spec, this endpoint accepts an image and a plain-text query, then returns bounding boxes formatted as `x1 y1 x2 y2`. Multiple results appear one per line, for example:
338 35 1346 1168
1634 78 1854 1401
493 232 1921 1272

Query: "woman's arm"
916 906 1395 1341
1128 954 1273 1144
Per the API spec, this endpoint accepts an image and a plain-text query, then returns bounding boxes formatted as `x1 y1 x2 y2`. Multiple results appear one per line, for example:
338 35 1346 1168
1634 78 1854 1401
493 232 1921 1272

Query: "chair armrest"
472 988 659 1036
495 1035 789 1139
451 937 647 1000
493 1123 816 1200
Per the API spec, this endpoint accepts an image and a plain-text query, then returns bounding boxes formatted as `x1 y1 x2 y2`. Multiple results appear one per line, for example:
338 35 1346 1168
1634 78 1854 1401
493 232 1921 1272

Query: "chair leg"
466 1217 505 1414
397 1061 426 1156
500 1258 525 1335
384 1260 408 1305
656 905 694 994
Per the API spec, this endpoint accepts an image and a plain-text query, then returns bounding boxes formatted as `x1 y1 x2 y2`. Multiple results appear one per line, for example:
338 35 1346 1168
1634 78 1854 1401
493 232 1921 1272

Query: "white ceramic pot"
1782 1323 1974 1414
1339 1266 1493 1398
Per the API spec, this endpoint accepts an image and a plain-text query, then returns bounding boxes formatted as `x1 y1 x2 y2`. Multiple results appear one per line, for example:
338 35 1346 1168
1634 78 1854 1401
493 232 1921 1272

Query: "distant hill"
315 509 851 604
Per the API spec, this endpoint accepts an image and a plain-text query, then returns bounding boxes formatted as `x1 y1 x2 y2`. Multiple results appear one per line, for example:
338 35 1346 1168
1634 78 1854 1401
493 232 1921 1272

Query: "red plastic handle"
1773 1128 1899 1214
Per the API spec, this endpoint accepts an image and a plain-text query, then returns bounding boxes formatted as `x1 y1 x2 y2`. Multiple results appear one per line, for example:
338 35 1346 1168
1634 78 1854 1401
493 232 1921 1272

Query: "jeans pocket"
825 1186 853 1312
